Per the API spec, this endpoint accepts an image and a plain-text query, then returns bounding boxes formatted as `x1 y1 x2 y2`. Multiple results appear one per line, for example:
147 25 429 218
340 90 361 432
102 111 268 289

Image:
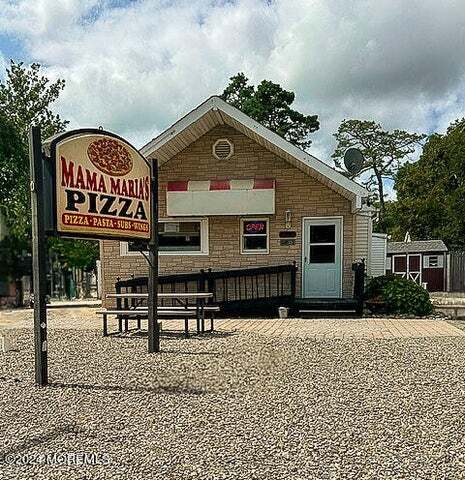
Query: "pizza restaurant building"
100 96 373 306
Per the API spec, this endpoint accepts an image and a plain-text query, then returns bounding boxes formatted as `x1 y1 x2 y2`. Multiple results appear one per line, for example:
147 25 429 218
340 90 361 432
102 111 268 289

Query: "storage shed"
386 239 448 292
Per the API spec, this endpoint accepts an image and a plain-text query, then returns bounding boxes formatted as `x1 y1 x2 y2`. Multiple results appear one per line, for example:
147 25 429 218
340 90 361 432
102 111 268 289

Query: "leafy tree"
0 61 68 142
49 239 99 272
393 119 465 249
0 61 69 242
332 119 425 226
221 72 319 149
0 235 31 279
0 61 98 290
0 114 29 239
379 201 404 240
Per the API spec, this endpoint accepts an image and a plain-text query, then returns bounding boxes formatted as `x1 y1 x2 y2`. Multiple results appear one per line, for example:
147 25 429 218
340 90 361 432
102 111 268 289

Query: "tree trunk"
374 168 386 220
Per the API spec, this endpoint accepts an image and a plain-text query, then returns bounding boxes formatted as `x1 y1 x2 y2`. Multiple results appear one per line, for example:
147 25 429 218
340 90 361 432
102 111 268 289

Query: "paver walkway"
1 308 463 339
213 318 465 339
152 317 465 339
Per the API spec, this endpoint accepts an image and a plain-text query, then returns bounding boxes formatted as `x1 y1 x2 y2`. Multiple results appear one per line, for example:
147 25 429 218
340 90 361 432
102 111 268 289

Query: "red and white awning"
167 179 275 216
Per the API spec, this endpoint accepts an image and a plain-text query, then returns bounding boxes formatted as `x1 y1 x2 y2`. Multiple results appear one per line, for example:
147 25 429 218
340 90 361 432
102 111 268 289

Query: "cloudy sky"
1 0 464 168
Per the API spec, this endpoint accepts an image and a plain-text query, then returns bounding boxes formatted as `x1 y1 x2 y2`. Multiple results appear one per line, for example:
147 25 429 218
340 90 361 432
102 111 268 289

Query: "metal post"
148 158 159 353
290 261 297 300
29 126 48 385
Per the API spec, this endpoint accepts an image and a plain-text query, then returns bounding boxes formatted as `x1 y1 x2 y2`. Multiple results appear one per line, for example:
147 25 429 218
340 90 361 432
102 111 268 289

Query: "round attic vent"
213 138 234 160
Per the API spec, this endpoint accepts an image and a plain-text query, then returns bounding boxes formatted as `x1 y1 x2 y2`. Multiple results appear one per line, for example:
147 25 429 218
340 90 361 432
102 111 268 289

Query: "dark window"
159 222 201 252
128 221 202 253
243 236 267 251
310 245 335 263
242 219 268 253
310 225 335 244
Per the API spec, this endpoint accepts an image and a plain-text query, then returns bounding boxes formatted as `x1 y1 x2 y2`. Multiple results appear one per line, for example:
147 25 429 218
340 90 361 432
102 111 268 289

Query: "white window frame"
240 218 269 255
120 217 209 256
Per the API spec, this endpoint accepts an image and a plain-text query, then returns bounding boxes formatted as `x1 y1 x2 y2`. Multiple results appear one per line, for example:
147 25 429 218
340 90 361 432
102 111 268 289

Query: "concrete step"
299 309 357 314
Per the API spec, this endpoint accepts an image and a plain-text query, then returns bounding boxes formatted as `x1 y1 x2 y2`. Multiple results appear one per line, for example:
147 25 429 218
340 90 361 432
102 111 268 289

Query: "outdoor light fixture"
285 209 292 229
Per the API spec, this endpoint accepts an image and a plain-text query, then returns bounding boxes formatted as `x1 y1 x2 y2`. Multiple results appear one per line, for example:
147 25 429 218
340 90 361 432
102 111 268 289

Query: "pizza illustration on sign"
87 137 133 176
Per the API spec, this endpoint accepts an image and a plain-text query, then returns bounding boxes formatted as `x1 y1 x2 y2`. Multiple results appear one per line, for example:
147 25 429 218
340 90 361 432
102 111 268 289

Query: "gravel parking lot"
1 314 465 479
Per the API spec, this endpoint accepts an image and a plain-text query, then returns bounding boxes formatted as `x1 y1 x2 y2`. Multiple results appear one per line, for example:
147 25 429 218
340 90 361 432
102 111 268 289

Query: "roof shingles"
387 240 448 254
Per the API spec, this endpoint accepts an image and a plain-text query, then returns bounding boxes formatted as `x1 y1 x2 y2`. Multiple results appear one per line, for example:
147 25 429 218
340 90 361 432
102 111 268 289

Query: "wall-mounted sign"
280 239 296 246
48 130 151 240
279 230 297 238
243 220 267 235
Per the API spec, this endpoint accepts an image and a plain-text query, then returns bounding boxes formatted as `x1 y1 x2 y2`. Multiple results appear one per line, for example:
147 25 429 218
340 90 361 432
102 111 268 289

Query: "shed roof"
141 96 368 204
387 240 448 254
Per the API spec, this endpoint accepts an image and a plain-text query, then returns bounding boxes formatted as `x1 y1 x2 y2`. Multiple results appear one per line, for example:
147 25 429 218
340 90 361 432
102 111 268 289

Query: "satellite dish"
344 148 364 175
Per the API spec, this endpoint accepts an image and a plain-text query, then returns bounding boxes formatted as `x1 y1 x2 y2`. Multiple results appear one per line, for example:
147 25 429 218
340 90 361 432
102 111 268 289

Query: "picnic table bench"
98 292 219 337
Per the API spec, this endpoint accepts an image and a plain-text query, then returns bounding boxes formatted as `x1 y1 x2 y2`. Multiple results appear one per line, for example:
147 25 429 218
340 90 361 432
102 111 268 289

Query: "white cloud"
0 51 7 81
0 0 464 169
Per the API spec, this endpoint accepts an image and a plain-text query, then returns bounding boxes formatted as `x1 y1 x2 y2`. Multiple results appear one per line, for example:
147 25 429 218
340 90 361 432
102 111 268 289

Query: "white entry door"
302 218 342 298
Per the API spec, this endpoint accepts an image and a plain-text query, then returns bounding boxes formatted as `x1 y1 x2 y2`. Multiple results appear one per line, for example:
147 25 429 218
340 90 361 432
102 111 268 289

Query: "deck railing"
114 260 365 316
115 263 298 316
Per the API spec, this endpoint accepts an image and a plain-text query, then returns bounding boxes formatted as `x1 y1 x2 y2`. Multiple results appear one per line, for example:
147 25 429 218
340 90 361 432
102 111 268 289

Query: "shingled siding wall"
100 125 355 305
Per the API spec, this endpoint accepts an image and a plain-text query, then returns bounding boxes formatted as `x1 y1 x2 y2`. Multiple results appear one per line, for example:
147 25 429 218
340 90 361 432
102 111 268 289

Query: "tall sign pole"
30 127 157 385
148 159 159 353
29 126 48 386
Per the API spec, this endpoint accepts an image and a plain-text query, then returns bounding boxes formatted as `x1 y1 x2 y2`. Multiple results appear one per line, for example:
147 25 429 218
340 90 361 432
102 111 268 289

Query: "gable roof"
387 240 448 254
141 96 368 203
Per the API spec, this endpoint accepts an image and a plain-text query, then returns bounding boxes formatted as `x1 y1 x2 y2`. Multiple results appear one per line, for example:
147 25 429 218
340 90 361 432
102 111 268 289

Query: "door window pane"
310 225 335 243
310 245 335 263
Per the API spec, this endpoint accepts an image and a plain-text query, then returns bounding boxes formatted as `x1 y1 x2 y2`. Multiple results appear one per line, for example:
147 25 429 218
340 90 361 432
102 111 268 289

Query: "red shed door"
393 255 407 276
407 254 421 284
392 254 422 285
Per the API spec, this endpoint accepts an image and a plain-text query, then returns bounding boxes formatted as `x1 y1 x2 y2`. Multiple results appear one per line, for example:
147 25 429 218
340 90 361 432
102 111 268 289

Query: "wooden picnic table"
106 293 213 298
104 292 214 336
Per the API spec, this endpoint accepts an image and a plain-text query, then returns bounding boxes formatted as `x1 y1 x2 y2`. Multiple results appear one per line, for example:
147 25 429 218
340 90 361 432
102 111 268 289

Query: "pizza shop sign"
31 127 157 386
46 129 151 240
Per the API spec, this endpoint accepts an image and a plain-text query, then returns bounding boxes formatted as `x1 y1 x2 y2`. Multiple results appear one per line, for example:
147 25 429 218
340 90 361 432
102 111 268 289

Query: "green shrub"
365 274 433 316
365 273 397 300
